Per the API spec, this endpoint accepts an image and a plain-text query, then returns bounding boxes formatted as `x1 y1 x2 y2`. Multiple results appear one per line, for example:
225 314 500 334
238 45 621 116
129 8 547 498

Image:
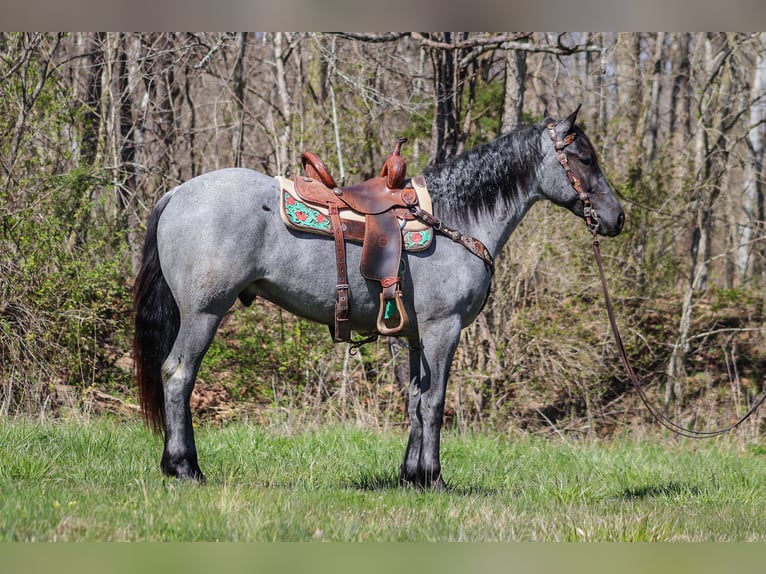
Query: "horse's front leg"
400 317 462 490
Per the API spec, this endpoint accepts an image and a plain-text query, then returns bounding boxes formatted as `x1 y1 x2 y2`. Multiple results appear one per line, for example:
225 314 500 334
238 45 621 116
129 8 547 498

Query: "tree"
2 32 766 434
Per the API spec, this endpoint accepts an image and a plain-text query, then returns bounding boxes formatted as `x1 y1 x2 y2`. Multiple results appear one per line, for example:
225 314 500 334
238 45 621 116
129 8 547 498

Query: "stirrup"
376 290 409 336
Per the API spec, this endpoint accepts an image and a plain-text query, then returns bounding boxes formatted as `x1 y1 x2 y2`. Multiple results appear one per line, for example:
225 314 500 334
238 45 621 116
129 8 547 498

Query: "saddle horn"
380 138 408 190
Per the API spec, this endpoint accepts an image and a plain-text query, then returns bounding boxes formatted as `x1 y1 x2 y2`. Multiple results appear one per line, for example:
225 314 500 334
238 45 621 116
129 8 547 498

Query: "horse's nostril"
616 212 625 233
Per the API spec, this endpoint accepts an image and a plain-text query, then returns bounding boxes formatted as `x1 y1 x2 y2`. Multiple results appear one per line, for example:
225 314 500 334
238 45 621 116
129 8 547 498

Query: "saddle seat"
278 139 433 342
298 138 417 214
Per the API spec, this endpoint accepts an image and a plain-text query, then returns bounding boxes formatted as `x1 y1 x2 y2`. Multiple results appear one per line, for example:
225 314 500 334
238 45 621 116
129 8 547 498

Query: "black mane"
422 123 544 222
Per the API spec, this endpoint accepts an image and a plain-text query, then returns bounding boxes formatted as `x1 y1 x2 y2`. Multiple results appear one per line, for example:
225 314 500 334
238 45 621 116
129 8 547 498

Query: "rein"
549 123 766 438
592 236 766 438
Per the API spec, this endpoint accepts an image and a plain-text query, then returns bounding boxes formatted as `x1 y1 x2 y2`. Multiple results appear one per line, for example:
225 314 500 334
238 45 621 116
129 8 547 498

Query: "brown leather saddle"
289 139 421 342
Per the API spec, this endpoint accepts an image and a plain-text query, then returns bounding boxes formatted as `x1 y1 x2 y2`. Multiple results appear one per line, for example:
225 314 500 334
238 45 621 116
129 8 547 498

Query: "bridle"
549 122 766 438
547 122 600 236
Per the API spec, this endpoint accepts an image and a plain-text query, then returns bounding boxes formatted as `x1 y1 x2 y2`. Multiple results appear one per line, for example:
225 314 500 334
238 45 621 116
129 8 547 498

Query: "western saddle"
290 138 420 343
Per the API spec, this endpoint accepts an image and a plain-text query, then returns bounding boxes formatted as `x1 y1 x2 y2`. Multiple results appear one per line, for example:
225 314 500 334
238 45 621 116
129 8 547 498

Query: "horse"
132 106 625 489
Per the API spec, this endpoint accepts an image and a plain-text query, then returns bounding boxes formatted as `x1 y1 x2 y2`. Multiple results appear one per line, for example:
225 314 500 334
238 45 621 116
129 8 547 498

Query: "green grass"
2 417 766 541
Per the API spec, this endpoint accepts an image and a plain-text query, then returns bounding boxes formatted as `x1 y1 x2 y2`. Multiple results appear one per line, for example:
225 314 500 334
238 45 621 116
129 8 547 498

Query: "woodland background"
2 32 766 439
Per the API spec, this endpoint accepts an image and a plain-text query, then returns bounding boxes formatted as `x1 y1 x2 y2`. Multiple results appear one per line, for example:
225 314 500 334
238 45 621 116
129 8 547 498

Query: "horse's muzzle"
603 212 625 237
614 212 625 235
595 209 624 237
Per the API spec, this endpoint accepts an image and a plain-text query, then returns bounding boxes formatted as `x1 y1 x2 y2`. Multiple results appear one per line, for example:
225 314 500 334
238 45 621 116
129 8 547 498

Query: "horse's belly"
248 233 382 329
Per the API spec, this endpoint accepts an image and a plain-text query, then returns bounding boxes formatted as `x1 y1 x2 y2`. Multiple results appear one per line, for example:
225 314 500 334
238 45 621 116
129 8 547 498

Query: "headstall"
546 123 600 236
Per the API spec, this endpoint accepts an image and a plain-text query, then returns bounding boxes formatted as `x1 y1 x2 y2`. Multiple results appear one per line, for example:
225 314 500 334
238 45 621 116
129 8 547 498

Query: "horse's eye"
580 155 593 166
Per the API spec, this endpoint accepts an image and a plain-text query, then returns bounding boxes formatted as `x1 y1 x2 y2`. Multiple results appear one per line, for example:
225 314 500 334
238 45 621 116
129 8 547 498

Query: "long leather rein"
549 123 766 438
593 236 766 438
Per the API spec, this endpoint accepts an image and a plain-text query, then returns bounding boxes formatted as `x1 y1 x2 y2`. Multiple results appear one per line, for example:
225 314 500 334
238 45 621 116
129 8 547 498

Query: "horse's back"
162 167 277 210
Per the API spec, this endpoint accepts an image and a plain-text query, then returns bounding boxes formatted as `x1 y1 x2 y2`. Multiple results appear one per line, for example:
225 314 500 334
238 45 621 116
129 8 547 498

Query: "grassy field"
2 416 766 542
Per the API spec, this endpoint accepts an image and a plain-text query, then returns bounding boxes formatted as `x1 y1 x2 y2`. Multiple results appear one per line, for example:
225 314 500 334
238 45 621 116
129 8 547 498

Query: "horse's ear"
555 104 581 136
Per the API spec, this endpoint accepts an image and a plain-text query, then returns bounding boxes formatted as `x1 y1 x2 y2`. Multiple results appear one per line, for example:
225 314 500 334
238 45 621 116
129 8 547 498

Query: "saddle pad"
276 175 434 252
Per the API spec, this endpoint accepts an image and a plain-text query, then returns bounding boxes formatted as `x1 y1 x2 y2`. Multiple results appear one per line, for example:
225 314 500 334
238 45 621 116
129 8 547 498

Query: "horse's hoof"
399 468 446 491
161 456 206 482
399 466 419 488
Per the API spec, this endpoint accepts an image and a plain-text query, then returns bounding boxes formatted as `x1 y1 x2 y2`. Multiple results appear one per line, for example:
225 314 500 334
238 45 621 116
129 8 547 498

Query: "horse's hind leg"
160 310 223 481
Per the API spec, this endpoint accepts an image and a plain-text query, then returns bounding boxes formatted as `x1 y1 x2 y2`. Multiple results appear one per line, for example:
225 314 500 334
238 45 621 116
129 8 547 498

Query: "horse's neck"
470 194 539 258
423 130 542 258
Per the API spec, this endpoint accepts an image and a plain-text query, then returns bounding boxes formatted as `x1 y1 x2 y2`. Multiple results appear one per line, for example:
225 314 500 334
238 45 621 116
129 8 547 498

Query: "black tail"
132 193 179 433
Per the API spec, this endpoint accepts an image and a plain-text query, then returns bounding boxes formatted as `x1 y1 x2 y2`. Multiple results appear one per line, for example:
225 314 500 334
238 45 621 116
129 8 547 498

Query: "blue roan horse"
133 107 624 489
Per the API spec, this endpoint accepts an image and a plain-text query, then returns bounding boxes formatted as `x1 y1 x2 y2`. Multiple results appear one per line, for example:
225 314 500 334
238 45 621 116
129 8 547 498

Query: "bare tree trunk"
501 49 526 132
584 33 608 136
307 35 328 103
232 32 247 168
631 33 666 291
184 63 198 179
327 36 346 184
666 33 739 407
116 34 142 272
739 32 766 283
99 33 143 271
615 33 642 134
429 32 459 164
80 32 105 166
456 59 477 156
642 32 665 164
669 33 692 153
693 34 734 293
272 32 293 174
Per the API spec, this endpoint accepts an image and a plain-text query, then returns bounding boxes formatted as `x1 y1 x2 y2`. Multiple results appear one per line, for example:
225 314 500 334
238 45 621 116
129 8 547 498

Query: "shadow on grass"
349 472 400 491
619 481 701 500
348 472 500 496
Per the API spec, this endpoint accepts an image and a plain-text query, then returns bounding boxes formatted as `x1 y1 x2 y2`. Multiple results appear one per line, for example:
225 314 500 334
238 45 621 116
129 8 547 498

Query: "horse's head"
539 106 624 237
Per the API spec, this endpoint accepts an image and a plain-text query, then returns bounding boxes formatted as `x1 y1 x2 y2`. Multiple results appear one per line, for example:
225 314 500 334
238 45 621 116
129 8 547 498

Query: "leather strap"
328 202 350 342
409 205 494 274
547 123 600 235
546 118 766 436
593 236 766 437
408 205 494 318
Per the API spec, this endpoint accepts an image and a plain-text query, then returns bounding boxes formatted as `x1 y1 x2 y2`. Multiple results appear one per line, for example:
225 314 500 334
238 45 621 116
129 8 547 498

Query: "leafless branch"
334 32 409 43
194 32 235 69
